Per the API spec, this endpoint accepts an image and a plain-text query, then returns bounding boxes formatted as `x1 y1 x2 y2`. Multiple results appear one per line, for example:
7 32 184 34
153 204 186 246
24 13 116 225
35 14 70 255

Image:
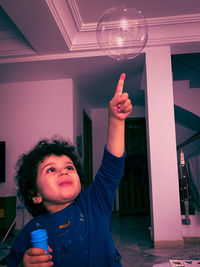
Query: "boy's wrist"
108 115 125 126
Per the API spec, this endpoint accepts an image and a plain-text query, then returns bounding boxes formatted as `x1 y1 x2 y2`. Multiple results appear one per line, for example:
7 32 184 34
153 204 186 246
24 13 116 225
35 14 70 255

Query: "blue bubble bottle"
31 229 49 254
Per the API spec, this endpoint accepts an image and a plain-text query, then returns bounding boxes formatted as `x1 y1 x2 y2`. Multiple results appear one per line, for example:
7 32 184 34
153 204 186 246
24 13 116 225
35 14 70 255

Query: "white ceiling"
76 0 200 22
0 0 200 107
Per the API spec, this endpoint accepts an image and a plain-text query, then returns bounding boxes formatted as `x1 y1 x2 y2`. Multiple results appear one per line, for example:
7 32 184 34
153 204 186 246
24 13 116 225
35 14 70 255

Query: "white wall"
173 80 200 117
0 79 74 227
73 81 91 165
145 47 183 245
91 108 108 177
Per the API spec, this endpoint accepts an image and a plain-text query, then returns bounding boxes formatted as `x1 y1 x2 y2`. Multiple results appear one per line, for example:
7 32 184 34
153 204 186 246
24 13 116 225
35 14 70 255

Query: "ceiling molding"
1 0 71 53
147 13 200 26
0 0 199 61
69 19 200 53
45 0 74 49
0 48 35 57
0 30 17 39
0 30 35 58
67 0 200 32
76 13 200 33
67 0 83 31
64 2 200 53
147 36 200 47
0 49 104 64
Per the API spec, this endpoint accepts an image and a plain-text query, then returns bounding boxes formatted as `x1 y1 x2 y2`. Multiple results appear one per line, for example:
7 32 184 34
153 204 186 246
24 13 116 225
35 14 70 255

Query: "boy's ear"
32 193 42 204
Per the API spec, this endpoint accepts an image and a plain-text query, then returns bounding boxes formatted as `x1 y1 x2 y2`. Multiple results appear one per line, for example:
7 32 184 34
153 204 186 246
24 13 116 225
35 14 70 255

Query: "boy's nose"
59 169 68 176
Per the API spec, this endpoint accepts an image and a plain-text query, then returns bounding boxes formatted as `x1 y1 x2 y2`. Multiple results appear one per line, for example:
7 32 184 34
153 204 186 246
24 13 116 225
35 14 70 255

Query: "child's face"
32 154 81 213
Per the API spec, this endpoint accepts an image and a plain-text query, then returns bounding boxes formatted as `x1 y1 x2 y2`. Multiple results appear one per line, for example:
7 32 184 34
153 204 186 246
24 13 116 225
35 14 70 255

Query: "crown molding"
66 1 200 52
71 16 200 52
0 30 18 39
0 0 199 61
44 0 200 52
78 13 200 31
67 0 83 31
0 49 104 64
0 48 35 57
67 0 200 31
147 13 200 26
46 0 73 49
0 30 35 58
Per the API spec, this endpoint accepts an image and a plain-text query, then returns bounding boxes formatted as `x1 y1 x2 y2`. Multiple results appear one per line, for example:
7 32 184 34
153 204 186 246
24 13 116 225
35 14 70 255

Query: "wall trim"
154 240 184 248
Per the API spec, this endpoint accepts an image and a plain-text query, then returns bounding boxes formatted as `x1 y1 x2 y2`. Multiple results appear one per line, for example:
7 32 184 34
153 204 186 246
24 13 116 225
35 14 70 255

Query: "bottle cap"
31 229 49 254
31 229 48 242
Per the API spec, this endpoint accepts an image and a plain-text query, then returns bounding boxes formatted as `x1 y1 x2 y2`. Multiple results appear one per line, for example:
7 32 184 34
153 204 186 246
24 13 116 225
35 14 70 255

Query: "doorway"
119 117 150 216
83 110 93 189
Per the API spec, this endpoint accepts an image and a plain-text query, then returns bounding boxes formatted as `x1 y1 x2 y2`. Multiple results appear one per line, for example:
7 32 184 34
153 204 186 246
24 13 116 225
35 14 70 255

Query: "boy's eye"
46 167 56 173
66 165 74 171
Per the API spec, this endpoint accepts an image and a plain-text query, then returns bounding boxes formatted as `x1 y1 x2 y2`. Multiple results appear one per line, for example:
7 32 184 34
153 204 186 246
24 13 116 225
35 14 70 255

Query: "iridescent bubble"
96 5 148 61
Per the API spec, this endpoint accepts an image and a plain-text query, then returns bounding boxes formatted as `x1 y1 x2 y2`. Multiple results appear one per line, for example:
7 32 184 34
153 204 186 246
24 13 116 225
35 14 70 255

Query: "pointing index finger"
115 73 126 96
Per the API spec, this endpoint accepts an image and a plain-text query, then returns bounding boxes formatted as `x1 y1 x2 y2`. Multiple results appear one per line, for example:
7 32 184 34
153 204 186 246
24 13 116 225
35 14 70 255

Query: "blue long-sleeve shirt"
7 147 125 266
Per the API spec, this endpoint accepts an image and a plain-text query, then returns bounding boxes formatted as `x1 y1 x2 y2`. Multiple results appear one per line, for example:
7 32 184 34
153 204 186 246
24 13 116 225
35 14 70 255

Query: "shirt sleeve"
7 225 31 267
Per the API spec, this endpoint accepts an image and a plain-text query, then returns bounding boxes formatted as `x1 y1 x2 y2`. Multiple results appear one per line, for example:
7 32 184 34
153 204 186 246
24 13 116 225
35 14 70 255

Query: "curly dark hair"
15 137 84 217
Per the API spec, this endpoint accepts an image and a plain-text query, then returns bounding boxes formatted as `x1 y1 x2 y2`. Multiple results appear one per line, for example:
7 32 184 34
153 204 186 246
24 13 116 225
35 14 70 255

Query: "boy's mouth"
59 180 73 186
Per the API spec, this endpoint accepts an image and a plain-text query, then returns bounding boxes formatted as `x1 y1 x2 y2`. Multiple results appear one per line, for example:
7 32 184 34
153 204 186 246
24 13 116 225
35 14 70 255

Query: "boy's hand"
23 247 53 266
109 73 132 121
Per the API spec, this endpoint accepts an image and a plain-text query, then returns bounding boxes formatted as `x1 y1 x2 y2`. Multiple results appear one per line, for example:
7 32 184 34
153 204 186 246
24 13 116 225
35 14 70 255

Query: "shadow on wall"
174 105 200 131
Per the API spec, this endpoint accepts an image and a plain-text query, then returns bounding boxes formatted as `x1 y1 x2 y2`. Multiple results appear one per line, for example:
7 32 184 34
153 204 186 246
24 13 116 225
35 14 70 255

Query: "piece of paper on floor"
169 260 200 266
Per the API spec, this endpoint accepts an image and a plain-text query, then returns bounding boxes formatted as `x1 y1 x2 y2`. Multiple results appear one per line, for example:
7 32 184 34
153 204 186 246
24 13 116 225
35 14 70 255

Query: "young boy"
7 73 132 267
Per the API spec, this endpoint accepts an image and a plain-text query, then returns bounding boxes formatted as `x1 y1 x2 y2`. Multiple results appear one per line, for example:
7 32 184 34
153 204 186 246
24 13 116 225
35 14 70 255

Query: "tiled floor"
1 214 200 266
0 231 14 266
111 214 200 266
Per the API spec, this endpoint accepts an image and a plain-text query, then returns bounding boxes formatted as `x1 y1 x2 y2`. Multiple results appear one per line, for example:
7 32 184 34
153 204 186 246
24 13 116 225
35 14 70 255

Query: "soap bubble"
96 5 148 61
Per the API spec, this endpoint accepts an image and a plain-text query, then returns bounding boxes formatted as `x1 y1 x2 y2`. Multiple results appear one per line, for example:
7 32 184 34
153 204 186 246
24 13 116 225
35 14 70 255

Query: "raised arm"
106 73 132 157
